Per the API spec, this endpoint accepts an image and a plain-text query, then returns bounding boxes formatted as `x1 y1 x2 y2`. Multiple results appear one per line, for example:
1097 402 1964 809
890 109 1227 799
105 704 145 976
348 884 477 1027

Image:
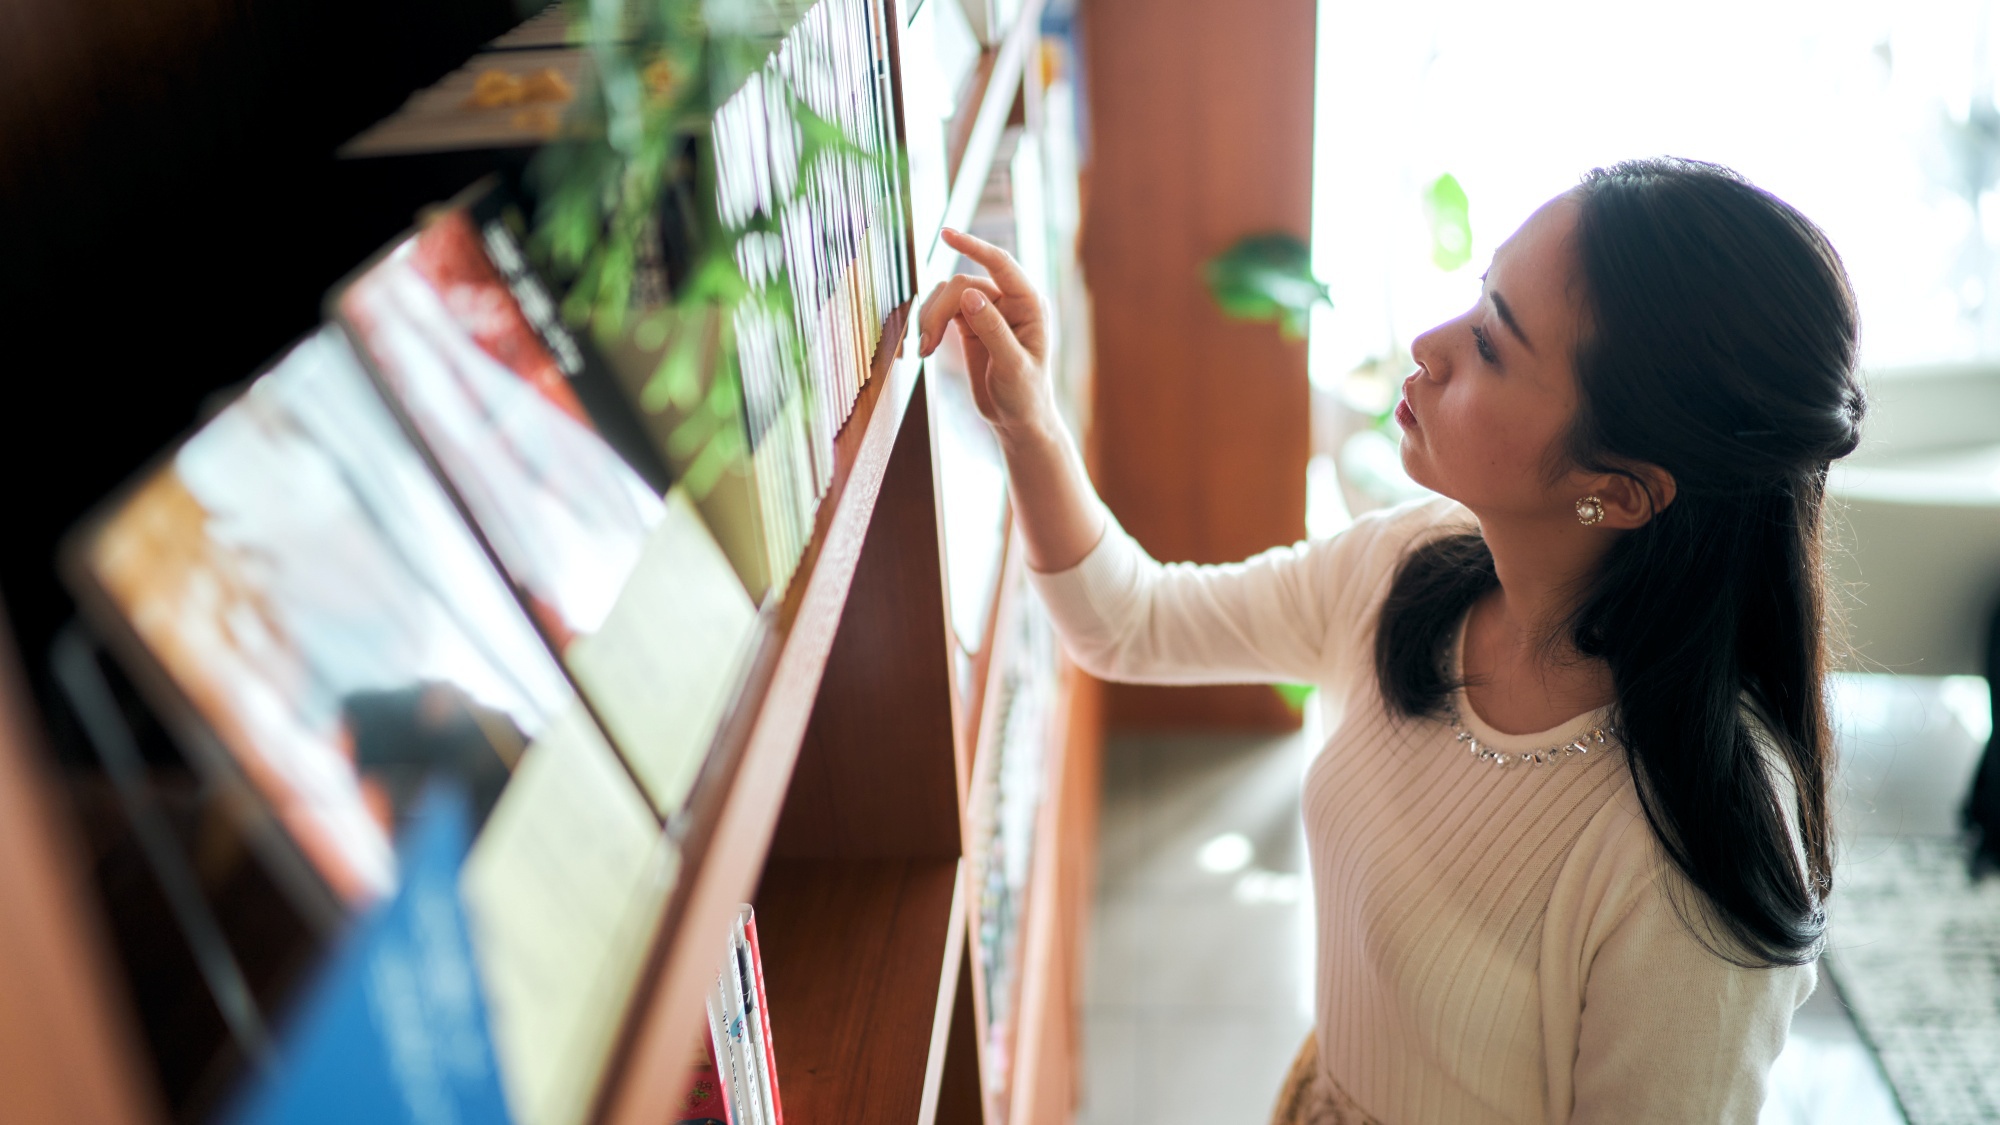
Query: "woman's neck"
1461 510 1618 735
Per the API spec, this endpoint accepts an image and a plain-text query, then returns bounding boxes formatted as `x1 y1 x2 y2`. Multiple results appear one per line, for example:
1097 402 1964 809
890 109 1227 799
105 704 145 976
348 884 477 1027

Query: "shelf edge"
1002 656 1083 1125
597 327 923 1125
921 0 1048 284
917 859 970 1125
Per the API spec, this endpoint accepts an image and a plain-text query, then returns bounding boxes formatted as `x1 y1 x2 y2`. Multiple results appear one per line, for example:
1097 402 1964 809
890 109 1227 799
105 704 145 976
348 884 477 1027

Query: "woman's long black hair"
1376 158 1865 967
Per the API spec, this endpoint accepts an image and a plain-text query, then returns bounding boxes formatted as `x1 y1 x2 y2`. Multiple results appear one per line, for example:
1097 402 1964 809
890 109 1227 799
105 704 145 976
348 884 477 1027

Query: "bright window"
1309 0 2000 380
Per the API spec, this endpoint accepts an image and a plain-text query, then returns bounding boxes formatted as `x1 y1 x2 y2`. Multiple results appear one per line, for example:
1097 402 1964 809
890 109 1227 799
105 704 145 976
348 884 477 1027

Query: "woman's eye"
1471 325 1499 364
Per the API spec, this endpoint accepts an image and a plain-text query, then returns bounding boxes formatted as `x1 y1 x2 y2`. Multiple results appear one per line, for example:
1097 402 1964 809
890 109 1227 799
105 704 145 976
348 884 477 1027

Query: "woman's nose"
1409 328 1446 382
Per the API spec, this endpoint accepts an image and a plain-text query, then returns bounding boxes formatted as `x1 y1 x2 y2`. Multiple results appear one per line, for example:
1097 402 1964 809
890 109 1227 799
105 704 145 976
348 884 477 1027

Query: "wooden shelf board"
755 857 964 1125
944 50 1000 188
920 0 1047 282
598 306 926 1125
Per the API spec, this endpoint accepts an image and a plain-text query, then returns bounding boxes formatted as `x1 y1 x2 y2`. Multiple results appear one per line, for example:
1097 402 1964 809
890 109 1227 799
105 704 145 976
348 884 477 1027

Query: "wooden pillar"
0 603 158 1125
1078 0 1316 730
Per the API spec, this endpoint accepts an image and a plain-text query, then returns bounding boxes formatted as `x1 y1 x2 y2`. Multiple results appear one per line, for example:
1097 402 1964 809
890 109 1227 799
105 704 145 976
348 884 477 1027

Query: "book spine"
741 908 785 1125
677 1016 731 1125
705 983 741 1125
733 909 780 1125
720 923 767 1125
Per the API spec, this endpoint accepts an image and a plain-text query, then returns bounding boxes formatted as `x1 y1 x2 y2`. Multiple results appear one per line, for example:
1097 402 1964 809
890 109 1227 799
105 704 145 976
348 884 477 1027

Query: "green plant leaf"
522 0 893 507
1424 173 1473 272
1203 232 1330 340
1271 682 1314 713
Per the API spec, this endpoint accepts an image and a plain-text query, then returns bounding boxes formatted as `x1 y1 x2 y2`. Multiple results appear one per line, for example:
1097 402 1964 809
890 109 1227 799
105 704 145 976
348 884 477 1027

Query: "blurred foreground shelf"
0 0 1099 1121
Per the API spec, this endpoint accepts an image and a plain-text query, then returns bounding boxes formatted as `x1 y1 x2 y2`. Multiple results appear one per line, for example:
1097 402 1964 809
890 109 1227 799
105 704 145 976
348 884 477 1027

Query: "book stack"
708 0 912 595
683 906 785 1125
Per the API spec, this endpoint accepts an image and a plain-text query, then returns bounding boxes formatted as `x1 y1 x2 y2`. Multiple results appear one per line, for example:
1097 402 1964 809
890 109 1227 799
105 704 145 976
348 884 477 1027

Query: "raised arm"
917 227 1104 574
917 231 1460 690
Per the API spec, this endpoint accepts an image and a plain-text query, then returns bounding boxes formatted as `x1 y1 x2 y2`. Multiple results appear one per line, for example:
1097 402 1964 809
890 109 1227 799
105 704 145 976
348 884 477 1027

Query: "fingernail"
963 289 989 312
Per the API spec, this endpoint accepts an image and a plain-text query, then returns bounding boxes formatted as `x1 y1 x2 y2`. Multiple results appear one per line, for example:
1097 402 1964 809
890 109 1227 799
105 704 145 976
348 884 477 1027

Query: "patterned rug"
1827 836 2000 1124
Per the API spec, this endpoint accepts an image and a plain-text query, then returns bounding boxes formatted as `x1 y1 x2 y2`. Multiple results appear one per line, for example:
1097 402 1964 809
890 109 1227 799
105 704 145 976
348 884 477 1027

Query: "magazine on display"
64 327 676 1125
332 186 761 819
66 326 593 907
58 1 923 1119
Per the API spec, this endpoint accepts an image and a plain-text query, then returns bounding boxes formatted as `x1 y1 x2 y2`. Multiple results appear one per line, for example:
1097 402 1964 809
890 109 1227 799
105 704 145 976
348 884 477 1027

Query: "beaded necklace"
1447 702 1617 768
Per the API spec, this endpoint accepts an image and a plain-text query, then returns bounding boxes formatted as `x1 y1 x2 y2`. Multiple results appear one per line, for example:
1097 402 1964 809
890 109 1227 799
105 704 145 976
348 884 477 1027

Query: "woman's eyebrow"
1490 291 1536 354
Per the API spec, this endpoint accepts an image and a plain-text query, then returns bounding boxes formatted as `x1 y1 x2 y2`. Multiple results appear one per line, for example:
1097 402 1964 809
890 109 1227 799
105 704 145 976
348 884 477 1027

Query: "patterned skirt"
1268 1034 1385 1125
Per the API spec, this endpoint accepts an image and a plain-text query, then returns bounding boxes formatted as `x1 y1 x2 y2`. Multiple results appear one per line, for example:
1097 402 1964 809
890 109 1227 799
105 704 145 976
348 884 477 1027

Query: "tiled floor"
1077 726 1315 1125
1071 674 1994 1124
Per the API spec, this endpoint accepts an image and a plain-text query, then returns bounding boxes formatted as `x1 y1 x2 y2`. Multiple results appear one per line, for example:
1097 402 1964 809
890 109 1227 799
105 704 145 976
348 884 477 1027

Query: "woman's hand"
913 227 1104 572
916 228 1054 440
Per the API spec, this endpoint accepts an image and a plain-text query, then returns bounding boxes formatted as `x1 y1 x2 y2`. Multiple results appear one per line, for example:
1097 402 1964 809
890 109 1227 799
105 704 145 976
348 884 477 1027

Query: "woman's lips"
1395 396 1417 430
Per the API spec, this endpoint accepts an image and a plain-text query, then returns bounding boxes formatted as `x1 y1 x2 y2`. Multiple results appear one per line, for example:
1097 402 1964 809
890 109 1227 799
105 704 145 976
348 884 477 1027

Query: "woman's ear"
1592 465 1676 529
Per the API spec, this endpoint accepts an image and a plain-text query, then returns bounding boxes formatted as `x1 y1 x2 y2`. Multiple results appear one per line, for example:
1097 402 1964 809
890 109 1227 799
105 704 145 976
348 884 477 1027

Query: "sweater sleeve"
1567 878 1814 1124
1552 788 1824 1120
1025 497 1470 691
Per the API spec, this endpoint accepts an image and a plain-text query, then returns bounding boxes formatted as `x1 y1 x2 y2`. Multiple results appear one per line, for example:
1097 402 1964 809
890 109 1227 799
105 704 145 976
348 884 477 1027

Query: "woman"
919 157 1864 1123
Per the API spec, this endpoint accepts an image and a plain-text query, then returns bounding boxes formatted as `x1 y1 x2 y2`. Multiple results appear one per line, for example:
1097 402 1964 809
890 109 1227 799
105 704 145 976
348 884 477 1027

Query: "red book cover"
742 910 784 1125
677 1024 731 1125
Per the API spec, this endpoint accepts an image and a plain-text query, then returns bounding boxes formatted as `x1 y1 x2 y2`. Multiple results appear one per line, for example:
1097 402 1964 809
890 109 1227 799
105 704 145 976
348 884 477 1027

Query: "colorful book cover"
334 190 759 818
67 327 580 907
676 1021 731 1125
226 784 512 1125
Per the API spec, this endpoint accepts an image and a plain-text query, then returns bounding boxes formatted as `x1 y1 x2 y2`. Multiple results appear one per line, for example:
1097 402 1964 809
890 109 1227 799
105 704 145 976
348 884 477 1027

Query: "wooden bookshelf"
598 0 1098 1122
755 857 965 1122
0 0 1101 1121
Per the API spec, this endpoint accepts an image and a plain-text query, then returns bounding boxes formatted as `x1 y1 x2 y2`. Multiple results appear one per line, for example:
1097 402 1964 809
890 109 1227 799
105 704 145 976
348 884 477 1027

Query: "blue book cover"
229 785 514 1125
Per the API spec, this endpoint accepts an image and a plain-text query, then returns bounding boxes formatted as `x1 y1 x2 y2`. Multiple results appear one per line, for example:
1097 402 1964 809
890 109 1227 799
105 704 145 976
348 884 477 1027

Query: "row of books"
709 0 913 593
683 907 785 1125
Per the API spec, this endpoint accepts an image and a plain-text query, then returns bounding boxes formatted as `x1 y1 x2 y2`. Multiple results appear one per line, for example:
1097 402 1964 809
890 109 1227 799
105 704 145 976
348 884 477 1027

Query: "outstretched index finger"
918 274 1001 355
941 227 1035 298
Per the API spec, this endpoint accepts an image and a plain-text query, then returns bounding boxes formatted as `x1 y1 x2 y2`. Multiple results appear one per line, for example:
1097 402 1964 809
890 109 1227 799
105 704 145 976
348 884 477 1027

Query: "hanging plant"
523 0 867 497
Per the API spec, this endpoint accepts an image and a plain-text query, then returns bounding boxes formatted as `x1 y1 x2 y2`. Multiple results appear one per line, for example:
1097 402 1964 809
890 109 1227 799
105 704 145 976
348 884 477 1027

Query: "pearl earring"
1575 496 1606 526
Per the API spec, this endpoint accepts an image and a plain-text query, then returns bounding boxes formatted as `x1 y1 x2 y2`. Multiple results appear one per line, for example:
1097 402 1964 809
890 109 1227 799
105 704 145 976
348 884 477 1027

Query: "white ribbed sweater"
1030 498 1815 1124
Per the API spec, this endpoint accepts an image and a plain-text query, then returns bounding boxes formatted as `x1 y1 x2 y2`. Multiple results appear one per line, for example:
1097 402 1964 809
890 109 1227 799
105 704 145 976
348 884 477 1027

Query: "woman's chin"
1396 435 1428 484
